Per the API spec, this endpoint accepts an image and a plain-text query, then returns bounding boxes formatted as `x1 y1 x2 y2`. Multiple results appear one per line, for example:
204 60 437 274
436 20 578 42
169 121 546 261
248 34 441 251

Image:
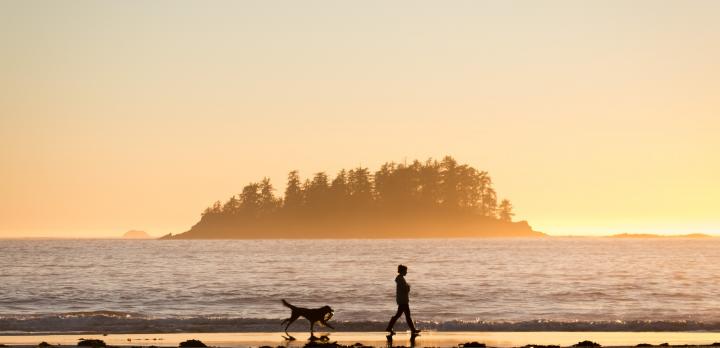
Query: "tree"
440 156 460 209
478 173 496 217
222 195 241 215
481 187 497 217
199 200 224 223
259 177 279 215
211 200 223 214
305 172 331 211
498 199 514 222
329 169 349 211
239 182 261 215
418 159 441 209
373 162 397 208
348 167 373 210
284 170 303 211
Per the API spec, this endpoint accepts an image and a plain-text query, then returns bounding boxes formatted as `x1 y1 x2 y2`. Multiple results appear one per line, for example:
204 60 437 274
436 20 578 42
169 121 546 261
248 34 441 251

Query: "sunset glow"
4 3 720 348
2 1 719 238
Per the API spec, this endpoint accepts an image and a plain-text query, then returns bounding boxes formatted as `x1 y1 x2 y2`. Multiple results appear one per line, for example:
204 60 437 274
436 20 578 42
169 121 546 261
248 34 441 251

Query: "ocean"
1 238 719 333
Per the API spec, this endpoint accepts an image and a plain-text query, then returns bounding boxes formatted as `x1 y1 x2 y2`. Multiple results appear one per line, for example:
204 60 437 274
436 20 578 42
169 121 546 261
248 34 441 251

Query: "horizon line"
1 233 717 240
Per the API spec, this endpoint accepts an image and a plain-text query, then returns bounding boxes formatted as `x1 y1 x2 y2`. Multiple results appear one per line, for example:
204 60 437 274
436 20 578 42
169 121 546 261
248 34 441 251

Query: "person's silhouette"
385 264 420 337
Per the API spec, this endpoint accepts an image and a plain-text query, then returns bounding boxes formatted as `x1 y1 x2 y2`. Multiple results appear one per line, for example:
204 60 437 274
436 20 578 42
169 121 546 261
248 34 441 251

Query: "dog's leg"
283 314 299 341
310 321 315 339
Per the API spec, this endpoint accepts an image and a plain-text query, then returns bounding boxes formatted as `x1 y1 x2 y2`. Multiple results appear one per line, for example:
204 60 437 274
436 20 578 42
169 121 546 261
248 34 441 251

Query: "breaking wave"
2 312 720 334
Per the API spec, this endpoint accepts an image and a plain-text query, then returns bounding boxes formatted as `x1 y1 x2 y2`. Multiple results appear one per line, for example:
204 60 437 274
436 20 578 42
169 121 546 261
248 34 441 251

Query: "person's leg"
386 306 403 332
402 304 417 332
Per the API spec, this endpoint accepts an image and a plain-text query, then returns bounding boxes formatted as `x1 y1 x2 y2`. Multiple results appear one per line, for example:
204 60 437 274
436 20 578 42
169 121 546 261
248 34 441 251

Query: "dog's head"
321 305 334 321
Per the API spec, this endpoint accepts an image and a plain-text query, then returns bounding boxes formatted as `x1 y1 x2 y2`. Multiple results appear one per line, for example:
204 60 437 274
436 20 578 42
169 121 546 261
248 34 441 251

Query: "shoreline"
2 332 720 348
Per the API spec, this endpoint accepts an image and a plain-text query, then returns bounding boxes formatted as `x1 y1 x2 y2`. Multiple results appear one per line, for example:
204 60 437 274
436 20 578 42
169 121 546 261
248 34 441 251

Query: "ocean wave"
2 313 720 334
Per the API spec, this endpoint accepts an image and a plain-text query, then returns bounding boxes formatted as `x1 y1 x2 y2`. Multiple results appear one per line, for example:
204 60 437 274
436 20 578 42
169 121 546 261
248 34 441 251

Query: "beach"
2 332 720 348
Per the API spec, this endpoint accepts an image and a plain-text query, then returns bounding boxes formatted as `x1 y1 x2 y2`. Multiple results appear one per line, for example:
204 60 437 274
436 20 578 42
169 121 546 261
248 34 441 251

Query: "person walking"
385 264 420 337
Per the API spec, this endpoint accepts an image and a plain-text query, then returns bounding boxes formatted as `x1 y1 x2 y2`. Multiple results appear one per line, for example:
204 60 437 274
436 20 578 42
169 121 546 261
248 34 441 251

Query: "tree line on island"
165 156 542 239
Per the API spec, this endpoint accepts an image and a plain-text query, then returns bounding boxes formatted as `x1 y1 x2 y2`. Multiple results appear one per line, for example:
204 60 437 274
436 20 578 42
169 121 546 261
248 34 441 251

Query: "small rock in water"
573 341 601 347
352 343 373 348
302 342 354 348
38 342 52 347
77 339 106 347
636 344 653 347
710 343 720 347
461 342 486 348
179 340 207 348
659 344 669 347
522 345 560 348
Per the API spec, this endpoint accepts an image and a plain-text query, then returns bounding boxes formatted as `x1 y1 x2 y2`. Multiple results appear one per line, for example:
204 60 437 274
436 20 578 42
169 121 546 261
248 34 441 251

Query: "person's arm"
398 276 409 293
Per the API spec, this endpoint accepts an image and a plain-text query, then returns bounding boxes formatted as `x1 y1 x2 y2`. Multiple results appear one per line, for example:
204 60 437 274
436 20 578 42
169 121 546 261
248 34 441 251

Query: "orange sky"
1 1 719 238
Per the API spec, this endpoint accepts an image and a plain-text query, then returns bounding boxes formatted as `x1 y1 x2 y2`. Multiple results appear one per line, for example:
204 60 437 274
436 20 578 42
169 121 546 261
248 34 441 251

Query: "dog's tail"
281 299 296 309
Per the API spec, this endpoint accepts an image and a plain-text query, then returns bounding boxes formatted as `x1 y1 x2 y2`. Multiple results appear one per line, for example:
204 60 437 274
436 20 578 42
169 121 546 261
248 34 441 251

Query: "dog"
280 299 334 340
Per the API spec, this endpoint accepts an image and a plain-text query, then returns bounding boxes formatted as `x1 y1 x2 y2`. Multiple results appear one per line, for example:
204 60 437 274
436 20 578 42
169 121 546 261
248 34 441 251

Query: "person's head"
398 264 408 276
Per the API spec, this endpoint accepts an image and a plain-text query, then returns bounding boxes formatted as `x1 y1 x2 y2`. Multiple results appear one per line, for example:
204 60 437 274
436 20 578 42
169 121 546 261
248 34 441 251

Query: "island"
164 156 544 239
122 230 152 239
608 233 712 238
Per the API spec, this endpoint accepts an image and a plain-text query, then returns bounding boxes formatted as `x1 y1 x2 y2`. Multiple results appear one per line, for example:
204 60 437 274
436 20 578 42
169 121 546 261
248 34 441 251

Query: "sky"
1 1 719 238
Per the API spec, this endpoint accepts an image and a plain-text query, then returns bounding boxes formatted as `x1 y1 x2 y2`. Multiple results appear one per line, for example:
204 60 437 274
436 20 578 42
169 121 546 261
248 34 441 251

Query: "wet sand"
1 332 720 348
